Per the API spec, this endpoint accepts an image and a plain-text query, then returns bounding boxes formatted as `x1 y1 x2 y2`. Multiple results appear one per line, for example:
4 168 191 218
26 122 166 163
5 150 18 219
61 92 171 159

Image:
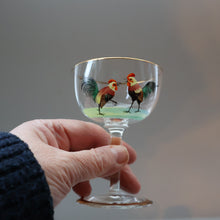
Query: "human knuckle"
69 154 90 183
89 148 106 174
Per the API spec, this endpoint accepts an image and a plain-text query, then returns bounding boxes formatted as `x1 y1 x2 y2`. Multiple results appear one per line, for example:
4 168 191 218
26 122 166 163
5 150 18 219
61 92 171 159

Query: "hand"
11 119 140 206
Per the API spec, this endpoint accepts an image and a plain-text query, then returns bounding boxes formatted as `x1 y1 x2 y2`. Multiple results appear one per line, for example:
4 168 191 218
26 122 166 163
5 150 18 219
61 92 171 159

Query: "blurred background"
1 0 220 219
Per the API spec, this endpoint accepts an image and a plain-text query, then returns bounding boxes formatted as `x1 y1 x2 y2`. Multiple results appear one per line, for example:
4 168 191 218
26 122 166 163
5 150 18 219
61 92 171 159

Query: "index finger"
46 119 136 164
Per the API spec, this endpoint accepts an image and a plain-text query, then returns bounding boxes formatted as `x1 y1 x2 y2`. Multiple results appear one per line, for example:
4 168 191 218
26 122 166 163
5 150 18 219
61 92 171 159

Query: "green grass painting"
83 107 149 120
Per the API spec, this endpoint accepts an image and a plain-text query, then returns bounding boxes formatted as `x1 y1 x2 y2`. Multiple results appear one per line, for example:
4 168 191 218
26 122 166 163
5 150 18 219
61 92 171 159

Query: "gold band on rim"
74 57 163 72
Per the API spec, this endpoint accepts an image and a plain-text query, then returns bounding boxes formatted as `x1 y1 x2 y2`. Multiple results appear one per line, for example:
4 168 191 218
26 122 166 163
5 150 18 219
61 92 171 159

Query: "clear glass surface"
74 57 162 208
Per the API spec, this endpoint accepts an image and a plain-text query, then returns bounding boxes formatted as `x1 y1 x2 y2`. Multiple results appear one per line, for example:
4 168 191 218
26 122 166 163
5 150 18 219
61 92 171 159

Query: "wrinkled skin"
11 119 140 206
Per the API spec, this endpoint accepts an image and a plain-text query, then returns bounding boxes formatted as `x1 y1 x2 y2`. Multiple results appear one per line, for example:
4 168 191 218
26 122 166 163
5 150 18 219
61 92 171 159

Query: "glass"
74 57 162 208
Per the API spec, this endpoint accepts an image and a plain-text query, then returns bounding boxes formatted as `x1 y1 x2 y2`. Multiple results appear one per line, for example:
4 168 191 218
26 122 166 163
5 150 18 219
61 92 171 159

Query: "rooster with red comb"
126 73 156 113
81 78 118 115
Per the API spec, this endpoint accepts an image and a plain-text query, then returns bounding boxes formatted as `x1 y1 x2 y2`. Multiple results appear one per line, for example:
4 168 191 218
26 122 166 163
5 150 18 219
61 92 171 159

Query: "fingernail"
110 145 129 164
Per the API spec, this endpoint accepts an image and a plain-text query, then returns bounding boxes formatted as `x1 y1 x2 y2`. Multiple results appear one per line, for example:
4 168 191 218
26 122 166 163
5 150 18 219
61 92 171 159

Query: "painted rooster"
81 78 118 115
126 73 156 112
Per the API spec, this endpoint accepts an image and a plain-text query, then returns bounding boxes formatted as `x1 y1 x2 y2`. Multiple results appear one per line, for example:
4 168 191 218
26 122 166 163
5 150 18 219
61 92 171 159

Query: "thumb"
64 145 129 186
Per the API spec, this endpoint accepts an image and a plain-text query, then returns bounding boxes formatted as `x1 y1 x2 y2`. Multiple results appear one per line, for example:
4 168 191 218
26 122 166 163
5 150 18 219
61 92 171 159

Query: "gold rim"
74 56 163 71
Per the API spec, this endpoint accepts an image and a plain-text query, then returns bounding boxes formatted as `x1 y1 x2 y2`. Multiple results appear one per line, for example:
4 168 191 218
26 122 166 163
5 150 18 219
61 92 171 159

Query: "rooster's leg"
110 100 117 106
98 105 104 115
125 100 134 113
135 103 141 112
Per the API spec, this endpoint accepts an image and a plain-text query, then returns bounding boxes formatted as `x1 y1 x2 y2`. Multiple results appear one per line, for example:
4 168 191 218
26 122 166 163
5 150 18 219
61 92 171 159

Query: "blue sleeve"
0 132 54 220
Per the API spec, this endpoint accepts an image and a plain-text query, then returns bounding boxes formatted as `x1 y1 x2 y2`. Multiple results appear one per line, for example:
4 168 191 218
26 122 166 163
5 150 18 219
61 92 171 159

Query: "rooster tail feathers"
81 78 99 101
143 81 156 98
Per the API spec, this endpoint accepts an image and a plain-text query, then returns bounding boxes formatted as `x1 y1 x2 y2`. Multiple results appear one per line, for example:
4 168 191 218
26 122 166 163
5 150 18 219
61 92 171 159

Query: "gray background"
1 0 220 219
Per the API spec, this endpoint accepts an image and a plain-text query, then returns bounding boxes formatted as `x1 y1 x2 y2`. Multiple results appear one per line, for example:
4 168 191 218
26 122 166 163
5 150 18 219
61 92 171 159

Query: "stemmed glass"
74 57 162 208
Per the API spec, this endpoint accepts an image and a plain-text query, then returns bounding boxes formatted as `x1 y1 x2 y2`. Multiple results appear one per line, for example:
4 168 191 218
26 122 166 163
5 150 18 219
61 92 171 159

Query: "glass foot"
77 192 153 209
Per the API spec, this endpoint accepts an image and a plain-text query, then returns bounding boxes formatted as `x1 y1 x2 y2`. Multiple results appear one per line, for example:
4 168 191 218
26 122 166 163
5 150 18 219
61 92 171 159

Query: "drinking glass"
74 57 162 208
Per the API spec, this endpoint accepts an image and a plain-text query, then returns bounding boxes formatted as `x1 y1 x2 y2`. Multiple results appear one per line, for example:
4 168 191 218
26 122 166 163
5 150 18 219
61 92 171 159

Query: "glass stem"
108 127 125 194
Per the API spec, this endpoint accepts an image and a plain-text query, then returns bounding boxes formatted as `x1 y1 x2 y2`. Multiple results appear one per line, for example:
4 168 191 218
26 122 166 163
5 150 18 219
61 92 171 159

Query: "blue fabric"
0 132 54 220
